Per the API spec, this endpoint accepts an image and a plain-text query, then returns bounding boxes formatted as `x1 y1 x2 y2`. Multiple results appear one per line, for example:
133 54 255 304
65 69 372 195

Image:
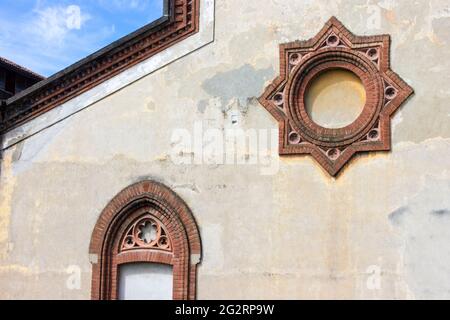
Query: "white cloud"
0 0 163 76
120 0 146 9
0 2 112 76
66 5 82 30
97 0 160 11
30 4 90 45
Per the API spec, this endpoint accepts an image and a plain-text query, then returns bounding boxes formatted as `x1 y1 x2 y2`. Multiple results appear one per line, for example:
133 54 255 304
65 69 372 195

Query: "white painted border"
2 0 215 150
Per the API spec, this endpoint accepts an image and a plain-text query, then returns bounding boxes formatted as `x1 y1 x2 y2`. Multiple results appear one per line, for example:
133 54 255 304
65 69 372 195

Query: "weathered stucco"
1 0 450 299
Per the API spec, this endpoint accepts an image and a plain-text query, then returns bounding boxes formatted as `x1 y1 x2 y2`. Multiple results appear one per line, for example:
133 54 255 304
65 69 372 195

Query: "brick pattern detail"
259 17 414 176
89 180 202 300
1 0 200 133
120 211 173 253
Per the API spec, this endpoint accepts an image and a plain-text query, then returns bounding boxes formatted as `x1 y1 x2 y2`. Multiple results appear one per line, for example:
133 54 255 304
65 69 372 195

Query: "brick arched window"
89 181 202 300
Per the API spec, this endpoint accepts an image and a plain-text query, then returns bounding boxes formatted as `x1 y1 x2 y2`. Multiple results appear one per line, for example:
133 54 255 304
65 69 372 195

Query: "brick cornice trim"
89 180 202 300
259 16 414 176
1 0 200 134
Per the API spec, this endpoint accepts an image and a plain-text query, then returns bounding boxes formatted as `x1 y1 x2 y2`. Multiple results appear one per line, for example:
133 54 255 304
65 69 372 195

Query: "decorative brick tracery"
89 181 202 300
259 17 414 176
120 212 173 253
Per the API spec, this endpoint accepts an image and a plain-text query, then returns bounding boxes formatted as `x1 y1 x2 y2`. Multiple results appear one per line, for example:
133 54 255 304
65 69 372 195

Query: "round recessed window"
305 69 366 129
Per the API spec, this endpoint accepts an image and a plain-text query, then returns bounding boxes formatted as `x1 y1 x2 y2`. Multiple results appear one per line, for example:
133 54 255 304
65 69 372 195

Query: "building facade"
0 57 44 101
0 0 450 299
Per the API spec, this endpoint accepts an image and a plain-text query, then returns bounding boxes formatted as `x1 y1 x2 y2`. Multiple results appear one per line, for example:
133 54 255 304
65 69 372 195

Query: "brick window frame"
259 17 413 176
89 181 202 300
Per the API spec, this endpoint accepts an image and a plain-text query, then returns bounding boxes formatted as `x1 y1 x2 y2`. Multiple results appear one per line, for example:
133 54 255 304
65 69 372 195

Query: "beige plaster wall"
1 0 450 299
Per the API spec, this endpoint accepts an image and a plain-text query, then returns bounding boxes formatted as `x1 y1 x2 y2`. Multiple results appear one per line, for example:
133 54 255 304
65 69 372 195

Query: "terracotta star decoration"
259 17 413 176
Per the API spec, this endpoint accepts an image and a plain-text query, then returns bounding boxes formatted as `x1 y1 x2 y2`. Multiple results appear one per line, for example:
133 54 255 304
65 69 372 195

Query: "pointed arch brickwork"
89 180 202 300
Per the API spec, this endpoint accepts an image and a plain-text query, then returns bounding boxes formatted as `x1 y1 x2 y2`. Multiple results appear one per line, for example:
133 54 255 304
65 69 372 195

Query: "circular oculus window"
304 69 366 129
258 17 414 176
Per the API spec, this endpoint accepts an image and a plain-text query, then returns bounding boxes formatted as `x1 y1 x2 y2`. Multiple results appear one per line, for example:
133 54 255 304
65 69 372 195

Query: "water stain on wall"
201 64 274 106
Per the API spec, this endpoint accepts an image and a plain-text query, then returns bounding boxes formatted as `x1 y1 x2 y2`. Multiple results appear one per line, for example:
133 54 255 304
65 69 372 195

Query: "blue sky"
0 0 164 77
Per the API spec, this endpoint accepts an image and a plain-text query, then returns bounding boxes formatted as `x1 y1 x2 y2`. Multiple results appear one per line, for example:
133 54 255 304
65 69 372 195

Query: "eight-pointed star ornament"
259 17 413 176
